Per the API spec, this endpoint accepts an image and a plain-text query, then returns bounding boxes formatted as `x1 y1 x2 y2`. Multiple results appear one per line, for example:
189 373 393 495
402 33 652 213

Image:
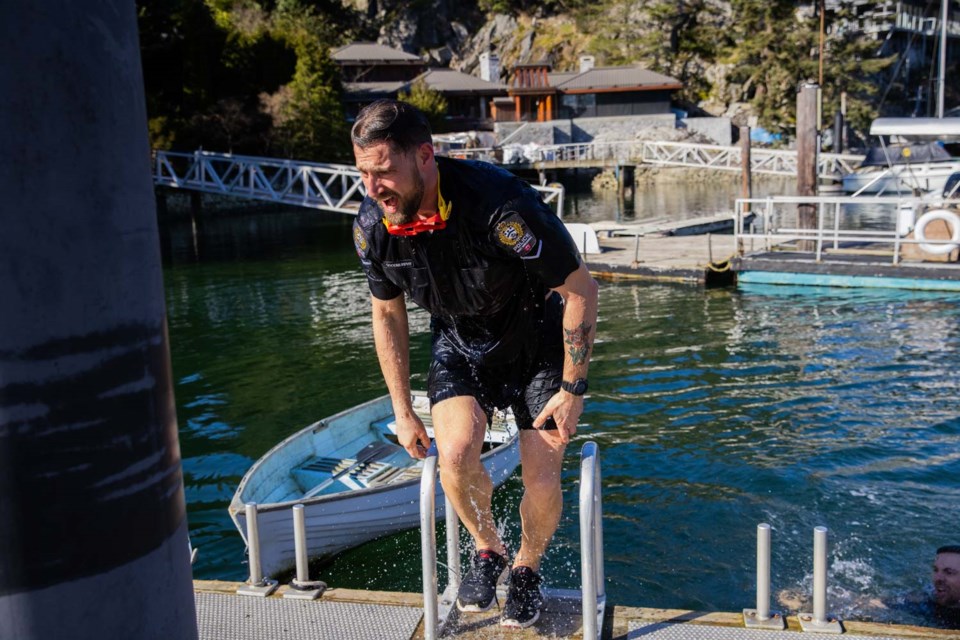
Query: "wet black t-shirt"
353 156 581 365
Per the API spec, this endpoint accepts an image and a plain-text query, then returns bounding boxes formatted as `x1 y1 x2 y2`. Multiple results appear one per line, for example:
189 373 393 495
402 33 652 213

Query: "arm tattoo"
564 322 593 366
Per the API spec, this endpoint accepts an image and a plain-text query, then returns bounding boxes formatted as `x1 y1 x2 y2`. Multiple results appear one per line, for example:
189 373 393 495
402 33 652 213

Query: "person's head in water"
934 545 960 609
351 99 435 226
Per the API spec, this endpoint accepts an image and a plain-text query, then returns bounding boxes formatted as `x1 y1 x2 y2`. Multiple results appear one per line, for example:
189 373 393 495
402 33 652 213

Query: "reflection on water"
563 174 795 223
163 194 960 629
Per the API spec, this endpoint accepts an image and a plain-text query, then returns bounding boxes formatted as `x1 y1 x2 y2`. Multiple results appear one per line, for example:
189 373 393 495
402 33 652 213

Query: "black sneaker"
500 566 544 629
456 549 508 612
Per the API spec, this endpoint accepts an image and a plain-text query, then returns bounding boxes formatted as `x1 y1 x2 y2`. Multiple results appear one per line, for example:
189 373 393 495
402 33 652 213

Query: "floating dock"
193 580 960 639
734 251 960 291
582 218 739 286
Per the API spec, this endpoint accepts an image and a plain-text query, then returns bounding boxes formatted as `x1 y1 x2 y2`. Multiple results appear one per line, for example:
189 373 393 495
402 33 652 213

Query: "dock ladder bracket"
419 441 606 639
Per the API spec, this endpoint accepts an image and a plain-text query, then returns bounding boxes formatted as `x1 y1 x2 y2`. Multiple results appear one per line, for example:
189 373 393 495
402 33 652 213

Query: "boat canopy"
860 141 954 167
870 117 960 141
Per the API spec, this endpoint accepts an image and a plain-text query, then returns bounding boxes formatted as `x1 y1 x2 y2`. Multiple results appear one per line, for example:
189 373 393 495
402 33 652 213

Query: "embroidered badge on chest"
353 225 369 257
495 214 540 258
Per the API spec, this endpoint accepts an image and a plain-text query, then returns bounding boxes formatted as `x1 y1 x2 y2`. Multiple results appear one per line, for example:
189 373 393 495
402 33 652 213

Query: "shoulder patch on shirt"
353 225 369 257
495 214 539 257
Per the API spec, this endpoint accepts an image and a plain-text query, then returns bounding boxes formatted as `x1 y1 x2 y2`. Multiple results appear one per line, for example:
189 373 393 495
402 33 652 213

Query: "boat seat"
294 441 400 496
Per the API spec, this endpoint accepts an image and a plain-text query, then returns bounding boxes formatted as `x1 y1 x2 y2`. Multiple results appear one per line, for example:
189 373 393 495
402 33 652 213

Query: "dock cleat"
500 566 543 629
456 549 509 612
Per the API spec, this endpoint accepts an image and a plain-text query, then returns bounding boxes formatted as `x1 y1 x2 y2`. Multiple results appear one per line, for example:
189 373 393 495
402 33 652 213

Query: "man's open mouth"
380 195 398 213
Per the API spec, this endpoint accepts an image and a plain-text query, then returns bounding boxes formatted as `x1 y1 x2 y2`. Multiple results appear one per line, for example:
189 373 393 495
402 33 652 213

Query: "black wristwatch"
561 378 588 396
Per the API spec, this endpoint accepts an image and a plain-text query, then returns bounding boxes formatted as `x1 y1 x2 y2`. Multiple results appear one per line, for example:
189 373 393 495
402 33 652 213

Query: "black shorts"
428 294 564 431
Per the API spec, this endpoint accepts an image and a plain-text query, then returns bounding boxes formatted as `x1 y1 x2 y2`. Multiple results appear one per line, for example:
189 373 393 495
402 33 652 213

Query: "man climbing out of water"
350 99 598 629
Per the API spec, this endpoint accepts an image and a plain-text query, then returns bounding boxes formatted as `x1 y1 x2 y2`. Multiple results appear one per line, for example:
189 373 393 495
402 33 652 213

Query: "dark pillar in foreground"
796 83 820 246
0 2 198 639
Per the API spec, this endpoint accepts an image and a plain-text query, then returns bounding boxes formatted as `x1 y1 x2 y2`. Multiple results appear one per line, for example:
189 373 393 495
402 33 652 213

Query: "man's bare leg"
514 428 566 571
431 396 505 554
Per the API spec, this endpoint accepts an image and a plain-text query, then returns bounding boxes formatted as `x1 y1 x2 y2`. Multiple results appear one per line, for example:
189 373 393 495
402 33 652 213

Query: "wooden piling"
740 126 752 200
797 83 820 249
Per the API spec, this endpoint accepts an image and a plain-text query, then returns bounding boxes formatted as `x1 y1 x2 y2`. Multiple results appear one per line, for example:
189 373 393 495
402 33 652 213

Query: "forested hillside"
139 0 944 159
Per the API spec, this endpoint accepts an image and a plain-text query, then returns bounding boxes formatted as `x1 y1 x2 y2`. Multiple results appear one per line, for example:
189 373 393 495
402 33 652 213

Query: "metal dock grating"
196 591 422 640
628 622 904 640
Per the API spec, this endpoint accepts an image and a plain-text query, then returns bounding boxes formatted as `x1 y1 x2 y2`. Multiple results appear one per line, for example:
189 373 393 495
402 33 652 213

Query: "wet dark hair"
938 545 960 555
351 99 432 153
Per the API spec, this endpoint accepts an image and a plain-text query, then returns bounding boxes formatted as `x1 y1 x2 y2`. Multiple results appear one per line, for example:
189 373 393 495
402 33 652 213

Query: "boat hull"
228 394 521 578
842 162 960 195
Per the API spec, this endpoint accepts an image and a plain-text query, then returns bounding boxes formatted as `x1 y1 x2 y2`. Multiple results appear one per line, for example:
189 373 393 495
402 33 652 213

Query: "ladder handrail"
419 449 440 639
419 440 605 639
580 441 605 639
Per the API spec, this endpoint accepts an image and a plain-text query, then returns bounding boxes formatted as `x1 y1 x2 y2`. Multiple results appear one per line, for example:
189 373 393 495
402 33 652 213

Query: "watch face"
563 378 588 395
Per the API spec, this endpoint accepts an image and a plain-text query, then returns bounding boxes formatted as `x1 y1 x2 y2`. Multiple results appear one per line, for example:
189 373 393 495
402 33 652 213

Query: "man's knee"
437 439 482 472
521 470 562 500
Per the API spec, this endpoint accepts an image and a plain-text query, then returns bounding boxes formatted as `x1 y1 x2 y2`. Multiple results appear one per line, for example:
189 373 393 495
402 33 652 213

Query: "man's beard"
377 166 424 226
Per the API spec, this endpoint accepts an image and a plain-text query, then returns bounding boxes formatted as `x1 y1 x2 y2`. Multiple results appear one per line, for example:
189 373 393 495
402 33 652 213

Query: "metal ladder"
419 441 606 639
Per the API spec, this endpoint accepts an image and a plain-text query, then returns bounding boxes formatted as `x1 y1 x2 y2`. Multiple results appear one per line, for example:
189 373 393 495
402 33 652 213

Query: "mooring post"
740 126 753 201
833 112 844 154
798 526 842 633
743 523 784 629
797 83 820 251
237 503 278 596
813 526 828 623
284 504 325 599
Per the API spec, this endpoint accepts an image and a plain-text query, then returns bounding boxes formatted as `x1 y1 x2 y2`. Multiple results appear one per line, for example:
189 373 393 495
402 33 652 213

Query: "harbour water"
164 183 960 628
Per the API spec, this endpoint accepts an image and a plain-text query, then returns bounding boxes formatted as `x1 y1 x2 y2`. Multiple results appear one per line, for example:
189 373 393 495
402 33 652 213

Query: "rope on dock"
707 255 735 272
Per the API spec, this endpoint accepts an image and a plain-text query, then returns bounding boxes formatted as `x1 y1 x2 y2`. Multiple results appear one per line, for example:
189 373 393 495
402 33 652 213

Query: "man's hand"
532 390 583 444
396 411 431 459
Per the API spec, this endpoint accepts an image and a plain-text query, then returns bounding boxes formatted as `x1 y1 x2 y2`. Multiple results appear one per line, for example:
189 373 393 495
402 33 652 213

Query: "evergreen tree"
398 80 449 132
266 0 350 161
635 0 722 105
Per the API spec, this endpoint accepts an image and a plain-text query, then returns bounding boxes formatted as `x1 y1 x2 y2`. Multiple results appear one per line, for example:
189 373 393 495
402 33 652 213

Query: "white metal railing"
441 140 861 179
529 140 861 179
419 441 605 639
153 150 564 216
154 150 364 214
734 194 960 264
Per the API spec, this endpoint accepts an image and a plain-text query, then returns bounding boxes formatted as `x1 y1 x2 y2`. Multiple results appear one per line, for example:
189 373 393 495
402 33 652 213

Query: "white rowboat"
228 391 520 578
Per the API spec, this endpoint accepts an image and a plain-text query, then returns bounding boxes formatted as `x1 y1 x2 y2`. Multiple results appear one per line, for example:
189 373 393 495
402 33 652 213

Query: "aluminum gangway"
419 441 605 639
153 150 564 215
448 140 863 181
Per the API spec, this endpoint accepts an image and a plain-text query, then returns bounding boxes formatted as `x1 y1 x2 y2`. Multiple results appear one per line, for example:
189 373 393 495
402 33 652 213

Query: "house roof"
552 66 682 93
547 71 580 86
415 69 507 95
344 70 506 101
342 81 408 100
331 42 423 64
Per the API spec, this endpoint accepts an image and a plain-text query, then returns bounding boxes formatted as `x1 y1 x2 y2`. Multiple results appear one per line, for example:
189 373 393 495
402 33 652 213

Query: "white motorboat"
229 391 520 578
842 118 960 195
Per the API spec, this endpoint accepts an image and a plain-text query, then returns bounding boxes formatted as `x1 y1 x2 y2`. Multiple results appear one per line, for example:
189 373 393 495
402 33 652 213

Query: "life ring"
914 209 960 255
